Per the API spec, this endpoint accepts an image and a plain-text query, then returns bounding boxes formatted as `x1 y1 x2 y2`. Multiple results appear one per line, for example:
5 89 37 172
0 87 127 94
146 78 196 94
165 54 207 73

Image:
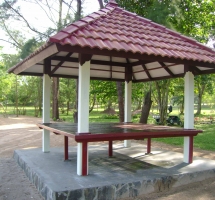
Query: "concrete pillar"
77 60 90 175
124 81 132 147
184 71 194 163
42 74 51 152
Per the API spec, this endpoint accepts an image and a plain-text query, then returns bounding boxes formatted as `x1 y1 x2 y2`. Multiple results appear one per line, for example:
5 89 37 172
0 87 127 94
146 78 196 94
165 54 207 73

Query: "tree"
169 0 215 43
92 80 118 111
0 60 14 114
139 86 152 123
116 82 124 122
195 74 214 115
59 78 76 115
170 78 184 114
98 0 104 9
73 0 83 122
154 80 170 124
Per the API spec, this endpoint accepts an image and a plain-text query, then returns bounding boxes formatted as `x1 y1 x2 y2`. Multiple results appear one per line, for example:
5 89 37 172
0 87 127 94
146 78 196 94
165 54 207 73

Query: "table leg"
64 136 68 160
109 141 113 157
82 141 88 176
189 136 193 163
183 136 193 163
147 138 151 154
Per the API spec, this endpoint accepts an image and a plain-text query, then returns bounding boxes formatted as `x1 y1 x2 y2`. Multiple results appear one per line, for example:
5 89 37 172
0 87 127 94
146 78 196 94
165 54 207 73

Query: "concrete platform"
13 143 215 200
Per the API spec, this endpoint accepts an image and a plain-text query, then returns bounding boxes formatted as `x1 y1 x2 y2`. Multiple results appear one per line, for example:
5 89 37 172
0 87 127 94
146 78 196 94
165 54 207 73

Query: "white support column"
184 71 194 163
77 60 90 176
42 74 51 152
124 81 132 148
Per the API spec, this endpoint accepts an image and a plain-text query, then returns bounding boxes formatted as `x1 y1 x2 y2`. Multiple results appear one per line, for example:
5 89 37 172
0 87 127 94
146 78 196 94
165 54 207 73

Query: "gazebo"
8 0 215 176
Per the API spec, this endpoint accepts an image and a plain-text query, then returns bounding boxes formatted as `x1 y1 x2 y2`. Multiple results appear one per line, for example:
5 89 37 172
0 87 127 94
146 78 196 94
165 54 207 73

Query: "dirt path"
1 115 215 200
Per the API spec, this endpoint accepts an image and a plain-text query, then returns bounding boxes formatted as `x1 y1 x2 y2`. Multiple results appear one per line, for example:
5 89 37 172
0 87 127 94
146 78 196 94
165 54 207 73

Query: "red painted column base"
82 142 88 176
147 138 151 154
64 136 68 160
189 136 193 163
109 141 113 157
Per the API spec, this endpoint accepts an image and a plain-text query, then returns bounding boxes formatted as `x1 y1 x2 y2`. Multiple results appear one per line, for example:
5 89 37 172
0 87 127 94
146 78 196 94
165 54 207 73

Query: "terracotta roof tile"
49 32 68 43
49 4 215 66
9 0 215 74
61 25 79 34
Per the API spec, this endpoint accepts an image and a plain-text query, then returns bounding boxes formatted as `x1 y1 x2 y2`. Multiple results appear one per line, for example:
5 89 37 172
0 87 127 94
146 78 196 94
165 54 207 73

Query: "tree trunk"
196 94 202 115
135 98 142 110
52 77 59 120
89 93 96 113
51 0 63 120
155 80 170 124
75 0 82 21
73 79 78 123
38 77 42 117
98 0 104 9
15 75 18 117
73 0 82 123
196 84 205 115
116 82 124 122
67 101 69 115
139 90 152 124
179 96 184 114
107 100 112 110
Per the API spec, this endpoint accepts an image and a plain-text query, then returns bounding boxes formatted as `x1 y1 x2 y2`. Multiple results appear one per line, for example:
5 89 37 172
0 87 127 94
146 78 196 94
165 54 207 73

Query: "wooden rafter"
142 64 152 80
191 66 202 75
159 62 175 77
51 53 73 75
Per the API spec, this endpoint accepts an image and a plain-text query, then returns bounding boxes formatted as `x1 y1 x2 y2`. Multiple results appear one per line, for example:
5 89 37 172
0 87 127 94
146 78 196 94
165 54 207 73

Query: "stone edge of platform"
13 150 215 200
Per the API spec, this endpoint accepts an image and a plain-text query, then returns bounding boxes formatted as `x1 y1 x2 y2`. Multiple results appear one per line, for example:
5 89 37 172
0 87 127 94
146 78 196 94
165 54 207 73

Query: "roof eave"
8 43 58 75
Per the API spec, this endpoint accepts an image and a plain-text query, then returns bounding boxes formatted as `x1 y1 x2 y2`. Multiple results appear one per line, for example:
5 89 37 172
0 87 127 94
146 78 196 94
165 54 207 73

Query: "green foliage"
115 0 154 17
145 0 176 27
1 53 21 69
90 80 118 108
114 0 215 43
0 62 14 103
100 114 118 119
132 82 151 109
195 74 214 96
169 0 215 42
19 38 43 59
59 78 76 114
0 0 17 20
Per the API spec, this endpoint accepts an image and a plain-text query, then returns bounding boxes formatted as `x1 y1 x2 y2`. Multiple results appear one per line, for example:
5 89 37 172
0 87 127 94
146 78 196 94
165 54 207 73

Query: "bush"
100 114 118 119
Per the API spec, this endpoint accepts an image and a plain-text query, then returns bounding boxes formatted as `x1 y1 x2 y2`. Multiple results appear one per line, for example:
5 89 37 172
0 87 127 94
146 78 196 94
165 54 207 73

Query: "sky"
0 0 100 54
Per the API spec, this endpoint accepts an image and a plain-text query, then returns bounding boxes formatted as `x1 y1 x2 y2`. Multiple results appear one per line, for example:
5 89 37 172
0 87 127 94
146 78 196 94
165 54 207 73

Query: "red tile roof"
49 1 215 64
8 0 215 80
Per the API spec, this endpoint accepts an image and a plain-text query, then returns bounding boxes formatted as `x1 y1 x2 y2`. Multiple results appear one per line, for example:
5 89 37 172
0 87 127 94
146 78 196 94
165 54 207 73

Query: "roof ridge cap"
49 6 115 43
106 0 118 7
133 14 215 54
166 29 215 53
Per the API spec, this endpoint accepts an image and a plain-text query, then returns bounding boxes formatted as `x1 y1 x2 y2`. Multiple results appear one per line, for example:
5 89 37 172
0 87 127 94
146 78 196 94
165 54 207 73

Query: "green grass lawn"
153 123 215 151
2 105 215 151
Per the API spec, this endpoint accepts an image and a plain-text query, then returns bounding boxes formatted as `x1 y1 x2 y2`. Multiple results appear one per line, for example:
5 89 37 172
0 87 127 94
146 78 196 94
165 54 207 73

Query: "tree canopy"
0 0 214 120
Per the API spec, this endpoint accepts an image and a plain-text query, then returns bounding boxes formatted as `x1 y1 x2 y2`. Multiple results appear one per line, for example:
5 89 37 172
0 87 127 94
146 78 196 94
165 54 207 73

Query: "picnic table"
38 122 202 175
